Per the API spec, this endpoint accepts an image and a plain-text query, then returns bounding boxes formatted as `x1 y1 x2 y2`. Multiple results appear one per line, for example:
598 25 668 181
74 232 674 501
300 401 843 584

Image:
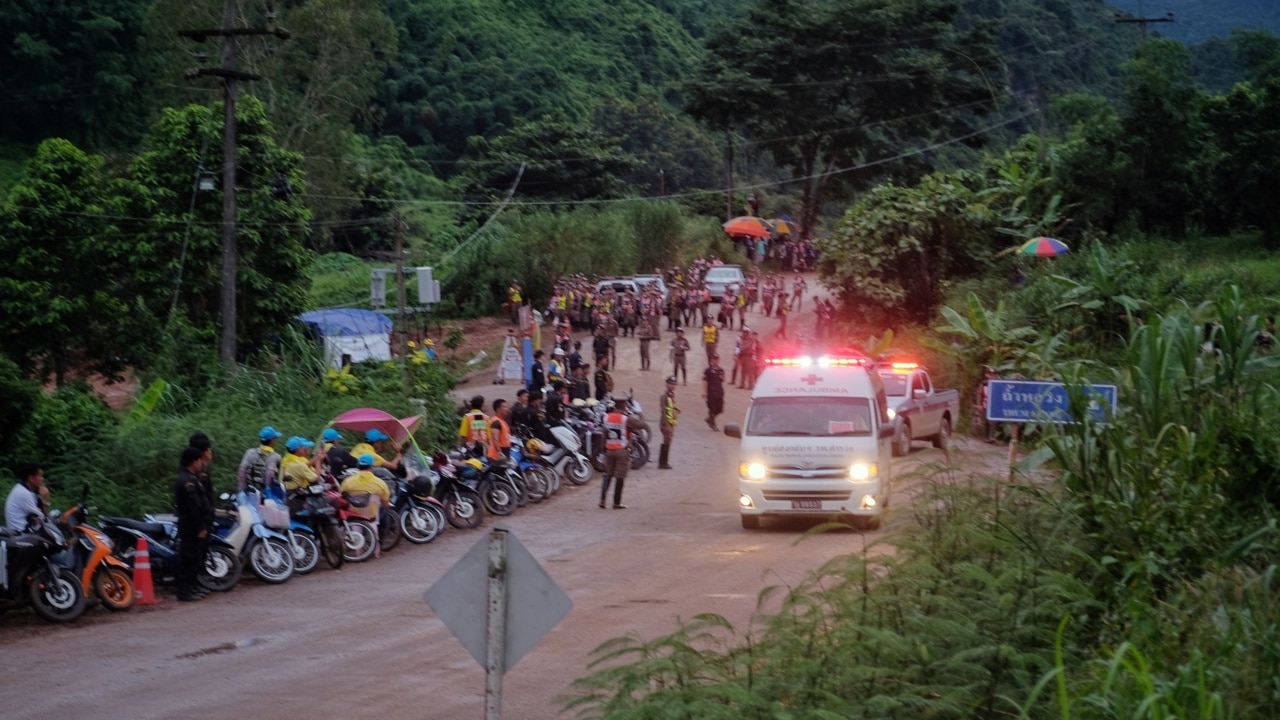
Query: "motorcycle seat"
544 447 567 464
100 516 168 536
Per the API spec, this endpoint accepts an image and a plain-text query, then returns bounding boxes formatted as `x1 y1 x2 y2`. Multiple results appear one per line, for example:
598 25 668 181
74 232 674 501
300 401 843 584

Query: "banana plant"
933 291 1040 372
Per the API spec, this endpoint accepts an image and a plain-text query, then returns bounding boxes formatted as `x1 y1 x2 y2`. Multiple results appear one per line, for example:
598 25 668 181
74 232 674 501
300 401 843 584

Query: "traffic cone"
132 537 162 606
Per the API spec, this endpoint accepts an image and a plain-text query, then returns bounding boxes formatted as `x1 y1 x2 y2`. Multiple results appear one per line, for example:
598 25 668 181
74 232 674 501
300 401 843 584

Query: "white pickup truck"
877 362 959 456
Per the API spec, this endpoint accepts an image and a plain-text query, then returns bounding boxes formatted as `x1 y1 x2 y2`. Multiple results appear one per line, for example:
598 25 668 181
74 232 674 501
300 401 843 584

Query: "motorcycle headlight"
849 463 877 482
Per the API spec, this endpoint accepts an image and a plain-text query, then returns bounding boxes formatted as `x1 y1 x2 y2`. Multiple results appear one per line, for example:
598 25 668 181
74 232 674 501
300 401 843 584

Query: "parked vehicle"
0 514 87 622
57 488 134 611
212 490 295 584
433 453 486 530
99 515 242 593
876 361 960 456
327 485 379 563
288 483 345 570
476 458 522 517
632 274 669 303
509 442 552 504
548 423 594 485
703 265 747 302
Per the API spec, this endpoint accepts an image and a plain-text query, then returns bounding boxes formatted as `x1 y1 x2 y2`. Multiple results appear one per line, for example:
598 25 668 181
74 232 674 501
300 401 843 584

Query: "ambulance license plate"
791 500 821 509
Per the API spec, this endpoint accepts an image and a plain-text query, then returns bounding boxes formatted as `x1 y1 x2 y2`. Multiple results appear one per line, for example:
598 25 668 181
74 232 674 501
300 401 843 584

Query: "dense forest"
5 0 1280 716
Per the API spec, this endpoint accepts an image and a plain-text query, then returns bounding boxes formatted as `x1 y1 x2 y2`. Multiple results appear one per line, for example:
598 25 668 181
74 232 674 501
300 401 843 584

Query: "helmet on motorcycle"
572 398 586 408
585 398 598 407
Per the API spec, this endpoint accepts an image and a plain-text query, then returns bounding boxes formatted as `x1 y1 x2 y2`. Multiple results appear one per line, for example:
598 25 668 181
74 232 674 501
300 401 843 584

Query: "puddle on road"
176 637 266 660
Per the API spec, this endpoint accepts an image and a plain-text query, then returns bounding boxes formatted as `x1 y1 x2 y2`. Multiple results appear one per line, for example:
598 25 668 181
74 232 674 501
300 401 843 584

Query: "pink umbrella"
329 408 419 444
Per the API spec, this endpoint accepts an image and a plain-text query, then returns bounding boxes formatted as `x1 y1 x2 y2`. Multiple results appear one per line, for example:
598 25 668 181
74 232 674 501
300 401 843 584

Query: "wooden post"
485 528 509 720
1006 424 1020 484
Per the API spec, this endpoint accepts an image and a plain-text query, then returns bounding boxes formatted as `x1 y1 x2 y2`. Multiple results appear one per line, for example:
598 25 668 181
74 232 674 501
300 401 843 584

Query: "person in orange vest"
458 395 489 457
487 399 513 461
599 398 644 509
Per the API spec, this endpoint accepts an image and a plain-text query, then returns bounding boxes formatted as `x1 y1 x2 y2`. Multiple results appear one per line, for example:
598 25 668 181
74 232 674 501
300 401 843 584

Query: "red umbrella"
723 216 772 239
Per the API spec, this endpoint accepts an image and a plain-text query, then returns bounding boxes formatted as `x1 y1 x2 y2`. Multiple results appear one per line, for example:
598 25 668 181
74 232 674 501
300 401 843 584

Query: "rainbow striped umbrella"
1017 236 1069 257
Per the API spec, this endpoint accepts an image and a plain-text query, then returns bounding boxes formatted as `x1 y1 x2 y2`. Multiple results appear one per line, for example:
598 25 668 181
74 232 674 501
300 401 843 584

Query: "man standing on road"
774 296 790 338
702 317 719 363
174 446 211 602
670 328 690 385
791 275 807 311
529 350 546 392
594 356 614 401
637 313 654 371
487 399 513 461
658 377 680 469
703 353 726 431
599 399 644 509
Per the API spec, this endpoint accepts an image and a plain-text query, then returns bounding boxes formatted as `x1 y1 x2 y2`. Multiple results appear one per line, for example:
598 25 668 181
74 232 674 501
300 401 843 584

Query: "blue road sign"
986 380 1117 424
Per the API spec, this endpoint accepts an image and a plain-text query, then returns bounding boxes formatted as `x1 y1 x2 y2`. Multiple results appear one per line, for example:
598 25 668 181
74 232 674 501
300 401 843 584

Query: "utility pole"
725 133 734 221
393 212 411 394
658 169 665 196
179 1 289 364
1114 0 1173 40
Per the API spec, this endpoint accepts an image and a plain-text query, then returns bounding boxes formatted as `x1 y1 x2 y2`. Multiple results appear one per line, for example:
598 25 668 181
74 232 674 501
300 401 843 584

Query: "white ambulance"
724 354 894 530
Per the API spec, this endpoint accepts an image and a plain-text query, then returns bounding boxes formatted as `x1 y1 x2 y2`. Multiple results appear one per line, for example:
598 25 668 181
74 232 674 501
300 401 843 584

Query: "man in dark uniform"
658 376 680 469
529 350 546 392
187 432 215 589
174 446 212 601
594 356 614 401
702 353 726 431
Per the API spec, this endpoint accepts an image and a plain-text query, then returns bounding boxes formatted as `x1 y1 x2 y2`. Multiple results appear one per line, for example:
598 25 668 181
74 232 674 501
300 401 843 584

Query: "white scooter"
213 489 295 584
549 423 594 485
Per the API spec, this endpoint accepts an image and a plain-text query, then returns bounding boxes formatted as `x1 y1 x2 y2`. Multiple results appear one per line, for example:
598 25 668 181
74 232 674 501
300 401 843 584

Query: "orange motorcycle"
58 488 135 612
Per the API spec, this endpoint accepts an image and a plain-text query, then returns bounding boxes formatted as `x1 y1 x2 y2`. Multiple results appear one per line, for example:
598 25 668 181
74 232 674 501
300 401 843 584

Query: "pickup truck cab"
725 353 894 530
703 265 746 302
876 362 959 456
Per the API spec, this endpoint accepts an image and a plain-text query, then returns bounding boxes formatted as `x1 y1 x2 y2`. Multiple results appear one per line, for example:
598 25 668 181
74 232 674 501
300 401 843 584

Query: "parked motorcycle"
476 457 522 517
0 514 86 622
508 442 550 504
212 490 295 584
548 422 594 485
57 488 134 611
288 483 345 570
320 478 378 563
433 452 486 529
101 515 242 593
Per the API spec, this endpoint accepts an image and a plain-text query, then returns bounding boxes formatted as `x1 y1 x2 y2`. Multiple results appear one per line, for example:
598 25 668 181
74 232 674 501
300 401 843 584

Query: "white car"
632 274 668 303
595 278 640 296
703 265 746 302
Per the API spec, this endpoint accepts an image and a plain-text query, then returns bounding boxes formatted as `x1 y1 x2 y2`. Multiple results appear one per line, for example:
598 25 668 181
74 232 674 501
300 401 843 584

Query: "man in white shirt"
5 463 49 533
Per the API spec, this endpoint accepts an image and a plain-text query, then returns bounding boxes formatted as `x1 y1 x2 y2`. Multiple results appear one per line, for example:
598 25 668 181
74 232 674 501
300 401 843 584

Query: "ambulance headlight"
849 463 877 482
740 463 767 481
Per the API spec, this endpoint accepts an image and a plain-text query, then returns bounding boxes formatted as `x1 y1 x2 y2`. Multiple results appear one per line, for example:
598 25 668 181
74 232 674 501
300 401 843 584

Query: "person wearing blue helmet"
350 428 401 472
321 428 358 476
281 436 323 493
237 426 284 492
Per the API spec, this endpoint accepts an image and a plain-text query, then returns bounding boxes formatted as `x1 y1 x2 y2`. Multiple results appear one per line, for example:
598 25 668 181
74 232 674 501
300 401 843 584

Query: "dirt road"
0 282 995 719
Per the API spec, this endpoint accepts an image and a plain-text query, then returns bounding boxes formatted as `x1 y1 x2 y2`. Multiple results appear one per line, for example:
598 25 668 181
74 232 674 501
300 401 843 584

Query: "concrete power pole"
180 1 289 364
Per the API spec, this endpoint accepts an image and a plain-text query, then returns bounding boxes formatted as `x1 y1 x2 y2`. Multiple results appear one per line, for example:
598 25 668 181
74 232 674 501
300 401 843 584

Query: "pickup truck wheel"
932 416 952 451
894 423 911 457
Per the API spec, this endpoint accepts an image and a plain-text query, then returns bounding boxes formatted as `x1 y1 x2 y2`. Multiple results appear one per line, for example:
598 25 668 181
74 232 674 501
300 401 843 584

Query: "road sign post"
425 528 573 720
986 380 1118 482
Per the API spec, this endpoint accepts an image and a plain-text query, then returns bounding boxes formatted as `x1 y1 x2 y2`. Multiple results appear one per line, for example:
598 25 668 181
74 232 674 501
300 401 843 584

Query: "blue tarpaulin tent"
298 309 393 367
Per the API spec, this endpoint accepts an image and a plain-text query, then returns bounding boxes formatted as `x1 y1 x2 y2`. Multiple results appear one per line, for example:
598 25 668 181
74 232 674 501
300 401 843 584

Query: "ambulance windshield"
745 397 874 437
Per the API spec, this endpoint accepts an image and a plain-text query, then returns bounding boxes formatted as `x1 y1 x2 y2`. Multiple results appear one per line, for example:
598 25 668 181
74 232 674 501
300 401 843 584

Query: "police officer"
594 356 613 401
175 446 212 601
658 376 680 469
670 328 690 385
703 353 726 431
599 399 644 509
702 318 719 362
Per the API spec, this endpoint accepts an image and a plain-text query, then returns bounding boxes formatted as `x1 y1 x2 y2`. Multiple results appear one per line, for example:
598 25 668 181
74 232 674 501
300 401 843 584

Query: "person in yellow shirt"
457 395 489 456
350 429 401 471
339 455 391 556
280 436 323 494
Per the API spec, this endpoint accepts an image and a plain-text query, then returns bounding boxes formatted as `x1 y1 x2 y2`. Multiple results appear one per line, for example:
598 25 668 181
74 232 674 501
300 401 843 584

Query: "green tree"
117 99 313 360
456 113 639 205
0 0 151 147
0 139 138 384
1204 74 1280 246
686 0 1002 236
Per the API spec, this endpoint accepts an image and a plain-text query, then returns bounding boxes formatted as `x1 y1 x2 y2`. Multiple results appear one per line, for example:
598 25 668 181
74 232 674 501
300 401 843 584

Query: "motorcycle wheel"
521 470 547 504
511 473 529 507
94 566 135 612
547 466 562 494
482 480 518 517
379 510 402 552
320 522 345 569
200 546 242 592
342 520 378 563
566 456 593 485
446 490 485 529
29 566 86 623
290 532 321 575
630 437 650 470
249 538 295 584
400 506 441 544
591 452 606 472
